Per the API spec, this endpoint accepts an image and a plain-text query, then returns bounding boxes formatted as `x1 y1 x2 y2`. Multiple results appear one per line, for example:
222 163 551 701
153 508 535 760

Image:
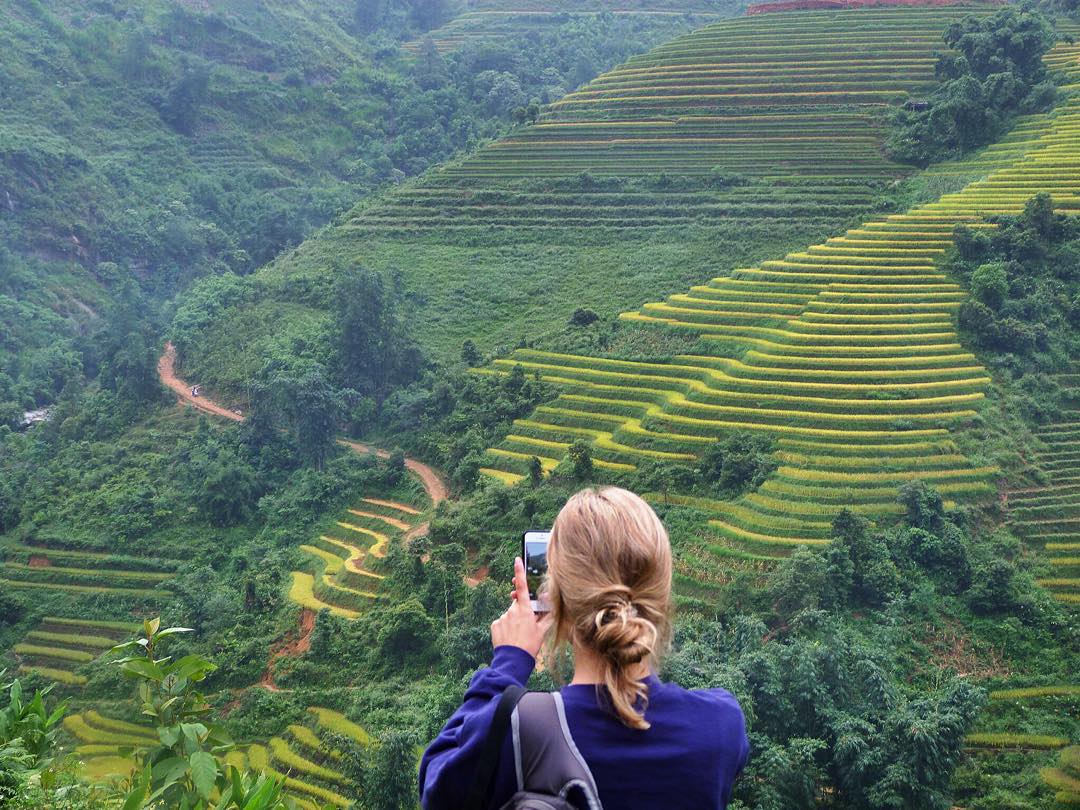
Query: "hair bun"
592 585 656 667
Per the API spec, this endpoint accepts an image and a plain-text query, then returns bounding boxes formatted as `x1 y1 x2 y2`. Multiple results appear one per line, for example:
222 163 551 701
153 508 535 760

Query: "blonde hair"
543 487 673 730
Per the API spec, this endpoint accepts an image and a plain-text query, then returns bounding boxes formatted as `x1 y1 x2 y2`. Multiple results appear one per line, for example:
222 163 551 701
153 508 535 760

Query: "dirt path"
259 608 316 691
158 345 449 507
337 439 448 506
158 343 242 422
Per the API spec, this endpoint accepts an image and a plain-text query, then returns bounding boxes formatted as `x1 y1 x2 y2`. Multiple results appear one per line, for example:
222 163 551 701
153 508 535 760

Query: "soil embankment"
259 608 316 691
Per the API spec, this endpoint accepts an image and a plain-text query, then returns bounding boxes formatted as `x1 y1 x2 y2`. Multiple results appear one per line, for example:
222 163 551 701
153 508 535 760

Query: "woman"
419 487 749 809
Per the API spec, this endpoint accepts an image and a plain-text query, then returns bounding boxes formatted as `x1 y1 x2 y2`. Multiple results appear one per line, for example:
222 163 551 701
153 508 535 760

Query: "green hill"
0 0 699 417
4 4 1080 808
175 4 1012 402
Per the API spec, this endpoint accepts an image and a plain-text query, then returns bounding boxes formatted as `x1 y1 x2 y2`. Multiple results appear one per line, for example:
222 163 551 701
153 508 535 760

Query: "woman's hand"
491 556 554 659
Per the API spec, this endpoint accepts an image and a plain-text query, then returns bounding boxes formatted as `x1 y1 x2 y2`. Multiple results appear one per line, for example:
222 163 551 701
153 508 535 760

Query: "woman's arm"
418 644 535 809
419 557 554 809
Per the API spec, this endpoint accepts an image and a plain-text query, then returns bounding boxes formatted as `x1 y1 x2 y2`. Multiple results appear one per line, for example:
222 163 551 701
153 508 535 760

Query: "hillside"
480 52 1080 556
175 3 1014 403
3 4 1080 809
0 0 701 420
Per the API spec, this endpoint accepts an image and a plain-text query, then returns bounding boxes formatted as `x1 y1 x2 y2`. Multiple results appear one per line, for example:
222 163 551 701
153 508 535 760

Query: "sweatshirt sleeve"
419 645 536 810
708 687 750 804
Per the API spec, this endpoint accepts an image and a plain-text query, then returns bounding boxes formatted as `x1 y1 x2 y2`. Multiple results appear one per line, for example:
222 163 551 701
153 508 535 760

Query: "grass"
0 578 167 598
63 713 155 747
14 644 95 663
18 666 87 686
268 737 348 785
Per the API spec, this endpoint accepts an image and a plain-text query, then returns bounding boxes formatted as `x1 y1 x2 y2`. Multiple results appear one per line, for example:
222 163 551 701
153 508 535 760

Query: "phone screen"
522 530 551 612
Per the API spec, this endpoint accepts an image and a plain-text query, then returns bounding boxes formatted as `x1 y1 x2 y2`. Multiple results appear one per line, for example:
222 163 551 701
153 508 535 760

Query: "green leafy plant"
0 669 68 802
111 619 306 810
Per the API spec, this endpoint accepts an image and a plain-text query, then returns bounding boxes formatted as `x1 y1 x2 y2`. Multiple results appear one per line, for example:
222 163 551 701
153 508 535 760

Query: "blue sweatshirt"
419 645 750 810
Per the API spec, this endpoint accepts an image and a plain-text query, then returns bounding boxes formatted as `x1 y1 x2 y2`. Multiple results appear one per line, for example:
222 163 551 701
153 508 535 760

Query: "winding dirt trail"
158 344 448 508
160 344 488 664
337 439 448 506
159 343 243 422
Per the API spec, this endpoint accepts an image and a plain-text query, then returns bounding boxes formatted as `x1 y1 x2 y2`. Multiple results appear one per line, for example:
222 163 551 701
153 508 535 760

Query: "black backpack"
464 685 604 810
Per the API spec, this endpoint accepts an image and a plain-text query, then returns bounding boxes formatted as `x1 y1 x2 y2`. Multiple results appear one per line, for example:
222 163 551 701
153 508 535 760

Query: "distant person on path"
419 487 749 809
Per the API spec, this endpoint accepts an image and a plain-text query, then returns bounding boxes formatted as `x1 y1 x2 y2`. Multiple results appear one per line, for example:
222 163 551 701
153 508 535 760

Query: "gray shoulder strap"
510 692 603 810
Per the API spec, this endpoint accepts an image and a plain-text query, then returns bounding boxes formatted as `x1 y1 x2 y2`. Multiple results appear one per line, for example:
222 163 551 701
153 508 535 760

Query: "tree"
425 543 466 632
824 509 900 608
120 29 153 82
897 480 946 534
970 262 1008 308
161 62 210 135
289 366 340 470
415 37 448 90
567 441 593 481
354 0 385 33
888 4 1057 165
334 265 424 407
95 279 159 406
197 452 260 526
461 339 480 367
376 598 437 669
700 432 776 495
568 307 599 327
363 731 420 810
528 455 543 488
251 358 339 469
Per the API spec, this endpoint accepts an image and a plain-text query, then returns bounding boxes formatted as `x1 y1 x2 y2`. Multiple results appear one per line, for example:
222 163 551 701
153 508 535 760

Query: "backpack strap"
510 692 603 810
464 684 526 810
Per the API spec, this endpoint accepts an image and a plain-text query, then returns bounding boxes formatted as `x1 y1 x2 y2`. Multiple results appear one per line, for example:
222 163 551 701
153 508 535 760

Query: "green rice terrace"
237 3 1065 373
480 38 1080 568
2 1 1080 808
289 495 429 618
359 4 1000 235
65 703 374 809
0 538 180 601
12 617 139 687
1008 365 1080 605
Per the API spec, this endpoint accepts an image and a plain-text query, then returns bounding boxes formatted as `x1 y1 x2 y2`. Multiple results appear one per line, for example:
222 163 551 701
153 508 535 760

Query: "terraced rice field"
352 6 1003 236
13 617 138 687
66 705 371 807
1008 368 1080 606
964 684 1079 803
229 707 371 809
480 41 1080 566
289 497 425 618
402 6 722 54
0 539 179 601
63 708 160 782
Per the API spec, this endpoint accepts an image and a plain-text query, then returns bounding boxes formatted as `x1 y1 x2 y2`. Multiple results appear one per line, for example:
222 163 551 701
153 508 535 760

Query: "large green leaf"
241 775 280 810
121 657 165 681
190 750 219 801
151 754 190 788
122 764 152 810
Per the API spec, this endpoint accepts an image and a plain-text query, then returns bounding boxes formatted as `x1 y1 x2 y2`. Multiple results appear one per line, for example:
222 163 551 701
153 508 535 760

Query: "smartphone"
522 530 551 613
